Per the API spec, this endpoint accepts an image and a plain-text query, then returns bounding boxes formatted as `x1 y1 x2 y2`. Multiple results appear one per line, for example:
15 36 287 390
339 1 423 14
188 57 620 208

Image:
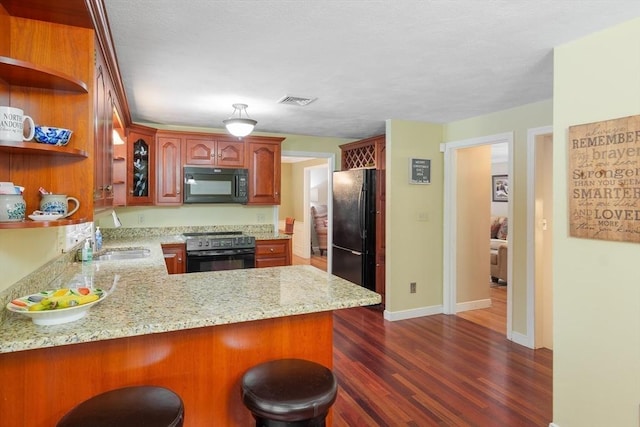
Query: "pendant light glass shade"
223 103 257 137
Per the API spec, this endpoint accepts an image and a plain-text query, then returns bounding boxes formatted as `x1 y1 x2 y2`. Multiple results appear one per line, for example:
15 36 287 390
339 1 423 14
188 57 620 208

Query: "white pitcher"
0 194 26 222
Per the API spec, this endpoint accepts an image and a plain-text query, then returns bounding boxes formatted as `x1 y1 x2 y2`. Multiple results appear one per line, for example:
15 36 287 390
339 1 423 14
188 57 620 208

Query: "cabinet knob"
269 248 274 252
177 190 180 195
211 154 215 158
178 257 182 262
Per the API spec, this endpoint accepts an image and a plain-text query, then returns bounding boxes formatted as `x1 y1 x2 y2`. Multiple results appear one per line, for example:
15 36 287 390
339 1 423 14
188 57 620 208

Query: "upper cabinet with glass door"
126 125 156 206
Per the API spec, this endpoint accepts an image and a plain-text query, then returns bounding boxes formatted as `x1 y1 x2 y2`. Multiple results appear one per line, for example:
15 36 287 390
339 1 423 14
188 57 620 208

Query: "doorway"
455 142 509 335
281 151 335 272
527 126 553 349
442 132 514 339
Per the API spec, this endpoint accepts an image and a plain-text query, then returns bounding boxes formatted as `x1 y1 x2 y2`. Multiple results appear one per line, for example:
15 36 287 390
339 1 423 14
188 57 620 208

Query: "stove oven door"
186 249 255 273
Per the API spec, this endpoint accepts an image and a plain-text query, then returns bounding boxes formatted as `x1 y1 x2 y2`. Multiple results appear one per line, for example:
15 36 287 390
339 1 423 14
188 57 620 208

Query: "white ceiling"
103 1 640 140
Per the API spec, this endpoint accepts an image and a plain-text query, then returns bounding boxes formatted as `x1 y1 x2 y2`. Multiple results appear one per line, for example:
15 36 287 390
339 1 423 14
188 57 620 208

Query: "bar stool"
241 358 338 427
57 386 184 427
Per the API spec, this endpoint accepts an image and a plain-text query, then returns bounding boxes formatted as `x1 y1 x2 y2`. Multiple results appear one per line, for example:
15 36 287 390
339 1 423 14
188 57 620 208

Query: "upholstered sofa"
490 216 508 283
310 205 328 255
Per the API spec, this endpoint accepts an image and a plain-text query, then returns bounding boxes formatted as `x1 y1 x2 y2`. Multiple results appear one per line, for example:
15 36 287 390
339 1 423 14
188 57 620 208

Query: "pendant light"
223 103 257 137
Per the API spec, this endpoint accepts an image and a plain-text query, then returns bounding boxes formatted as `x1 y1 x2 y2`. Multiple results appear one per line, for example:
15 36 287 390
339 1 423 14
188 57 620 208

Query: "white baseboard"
456 298 491 312
511 330 534 349
384 304 443 321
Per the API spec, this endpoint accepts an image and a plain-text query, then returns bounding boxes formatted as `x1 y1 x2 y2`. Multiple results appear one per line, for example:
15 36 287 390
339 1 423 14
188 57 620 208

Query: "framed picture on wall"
492 175 509 202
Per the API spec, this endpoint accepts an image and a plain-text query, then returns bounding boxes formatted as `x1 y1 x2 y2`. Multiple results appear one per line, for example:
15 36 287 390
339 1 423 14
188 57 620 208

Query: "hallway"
456 284 507 335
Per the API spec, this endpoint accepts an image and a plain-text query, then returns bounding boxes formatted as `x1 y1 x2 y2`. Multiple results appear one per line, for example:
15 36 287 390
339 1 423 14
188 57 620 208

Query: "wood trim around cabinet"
85 0 131 128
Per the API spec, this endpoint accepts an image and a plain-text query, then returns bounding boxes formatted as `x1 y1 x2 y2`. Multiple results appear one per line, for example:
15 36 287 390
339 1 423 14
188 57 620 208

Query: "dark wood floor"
332 306 552 426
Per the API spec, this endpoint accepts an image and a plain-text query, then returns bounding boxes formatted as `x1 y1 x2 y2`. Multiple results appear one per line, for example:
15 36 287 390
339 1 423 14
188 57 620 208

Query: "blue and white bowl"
34 126 73 146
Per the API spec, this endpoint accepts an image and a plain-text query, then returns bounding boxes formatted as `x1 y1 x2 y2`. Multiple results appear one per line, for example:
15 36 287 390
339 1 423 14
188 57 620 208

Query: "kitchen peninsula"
0 233 380 426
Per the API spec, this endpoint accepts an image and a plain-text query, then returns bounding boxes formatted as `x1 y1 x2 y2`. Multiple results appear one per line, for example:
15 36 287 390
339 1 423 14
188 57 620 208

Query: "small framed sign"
409 158 431 184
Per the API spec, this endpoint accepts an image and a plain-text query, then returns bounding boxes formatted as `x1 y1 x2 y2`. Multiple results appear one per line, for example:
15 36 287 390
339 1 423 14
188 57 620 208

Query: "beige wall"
96 204 276 228
289 158 329 221
386 120 444 312
0 228 62 290
534 133 553 350
456 146 491 304
444 100 552 334
553 17 640 426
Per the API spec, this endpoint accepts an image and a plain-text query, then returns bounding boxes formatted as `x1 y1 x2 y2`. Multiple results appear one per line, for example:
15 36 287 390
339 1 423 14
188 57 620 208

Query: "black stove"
183 231 255 252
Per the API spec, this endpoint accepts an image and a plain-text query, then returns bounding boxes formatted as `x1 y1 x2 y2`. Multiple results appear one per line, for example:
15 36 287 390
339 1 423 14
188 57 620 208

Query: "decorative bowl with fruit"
6 287 106 325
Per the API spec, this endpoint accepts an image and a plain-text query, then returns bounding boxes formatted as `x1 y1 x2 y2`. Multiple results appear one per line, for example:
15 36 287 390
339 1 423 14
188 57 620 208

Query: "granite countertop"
0 236 380 354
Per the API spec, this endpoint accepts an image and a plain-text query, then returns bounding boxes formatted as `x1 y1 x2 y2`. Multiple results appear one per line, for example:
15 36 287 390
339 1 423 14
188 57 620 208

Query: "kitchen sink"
94 248 151 261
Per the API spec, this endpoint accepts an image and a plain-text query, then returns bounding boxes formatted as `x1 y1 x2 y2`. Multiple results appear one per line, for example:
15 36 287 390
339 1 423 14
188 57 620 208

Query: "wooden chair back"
284 217 295 235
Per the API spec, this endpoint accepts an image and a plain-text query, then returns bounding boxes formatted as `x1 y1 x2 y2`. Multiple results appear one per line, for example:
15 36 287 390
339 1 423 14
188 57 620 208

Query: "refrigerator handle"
359 182 366 239
333 244 362 256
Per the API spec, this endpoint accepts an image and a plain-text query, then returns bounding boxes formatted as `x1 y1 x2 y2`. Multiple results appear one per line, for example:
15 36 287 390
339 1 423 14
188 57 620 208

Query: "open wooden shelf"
0 217 88 229
0 140 88 157
0 56 88 92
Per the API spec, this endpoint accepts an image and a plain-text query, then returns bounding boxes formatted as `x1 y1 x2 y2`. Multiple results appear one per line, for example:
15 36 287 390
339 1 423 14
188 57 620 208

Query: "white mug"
40 194 80 218
0 106 35 142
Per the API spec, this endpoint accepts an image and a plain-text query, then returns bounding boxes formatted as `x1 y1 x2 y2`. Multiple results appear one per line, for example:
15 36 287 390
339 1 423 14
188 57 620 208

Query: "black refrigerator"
332 168 376 291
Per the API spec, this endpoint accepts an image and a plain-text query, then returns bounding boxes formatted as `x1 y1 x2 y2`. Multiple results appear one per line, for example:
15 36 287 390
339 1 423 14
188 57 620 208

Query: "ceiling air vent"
277 95 317 106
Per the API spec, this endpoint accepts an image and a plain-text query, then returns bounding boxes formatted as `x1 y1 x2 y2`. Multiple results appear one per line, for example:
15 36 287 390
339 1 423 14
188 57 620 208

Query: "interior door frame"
282 150 335 268
442 132 514 339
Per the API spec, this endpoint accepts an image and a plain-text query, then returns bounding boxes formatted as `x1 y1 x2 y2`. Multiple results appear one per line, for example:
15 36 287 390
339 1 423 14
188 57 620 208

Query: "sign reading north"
569 114 640 242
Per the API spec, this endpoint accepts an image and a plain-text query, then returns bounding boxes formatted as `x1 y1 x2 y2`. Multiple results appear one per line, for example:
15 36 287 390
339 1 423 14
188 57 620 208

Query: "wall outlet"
417 211 429 222
138 214 145 224
257 213 266 223
410 282 416 293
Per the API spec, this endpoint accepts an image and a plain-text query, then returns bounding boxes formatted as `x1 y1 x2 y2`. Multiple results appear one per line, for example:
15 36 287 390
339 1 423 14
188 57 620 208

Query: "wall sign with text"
568 114 640 243
409 158 431 184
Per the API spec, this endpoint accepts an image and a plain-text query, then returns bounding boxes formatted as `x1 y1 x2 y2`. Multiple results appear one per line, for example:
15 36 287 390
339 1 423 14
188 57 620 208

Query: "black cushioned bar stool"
57 386 184 427
241 358 338 427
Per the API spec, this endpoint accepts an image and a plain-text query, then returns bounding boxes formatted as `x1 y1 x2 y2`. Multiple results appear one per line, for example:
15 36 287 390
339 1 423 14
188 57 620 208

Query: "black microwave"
183 167 249 204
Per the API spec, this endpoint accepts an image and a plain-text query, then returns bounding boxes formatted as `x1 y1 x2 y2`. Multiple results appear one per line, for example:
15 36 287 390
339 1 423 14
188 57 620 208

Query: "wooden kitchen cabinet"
162 243 186 274
126 124 156 206
0 14 94 229
93 44 115 212
156 133 183 205
184 135 244 167
255 239 291 268
246 136 284 205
